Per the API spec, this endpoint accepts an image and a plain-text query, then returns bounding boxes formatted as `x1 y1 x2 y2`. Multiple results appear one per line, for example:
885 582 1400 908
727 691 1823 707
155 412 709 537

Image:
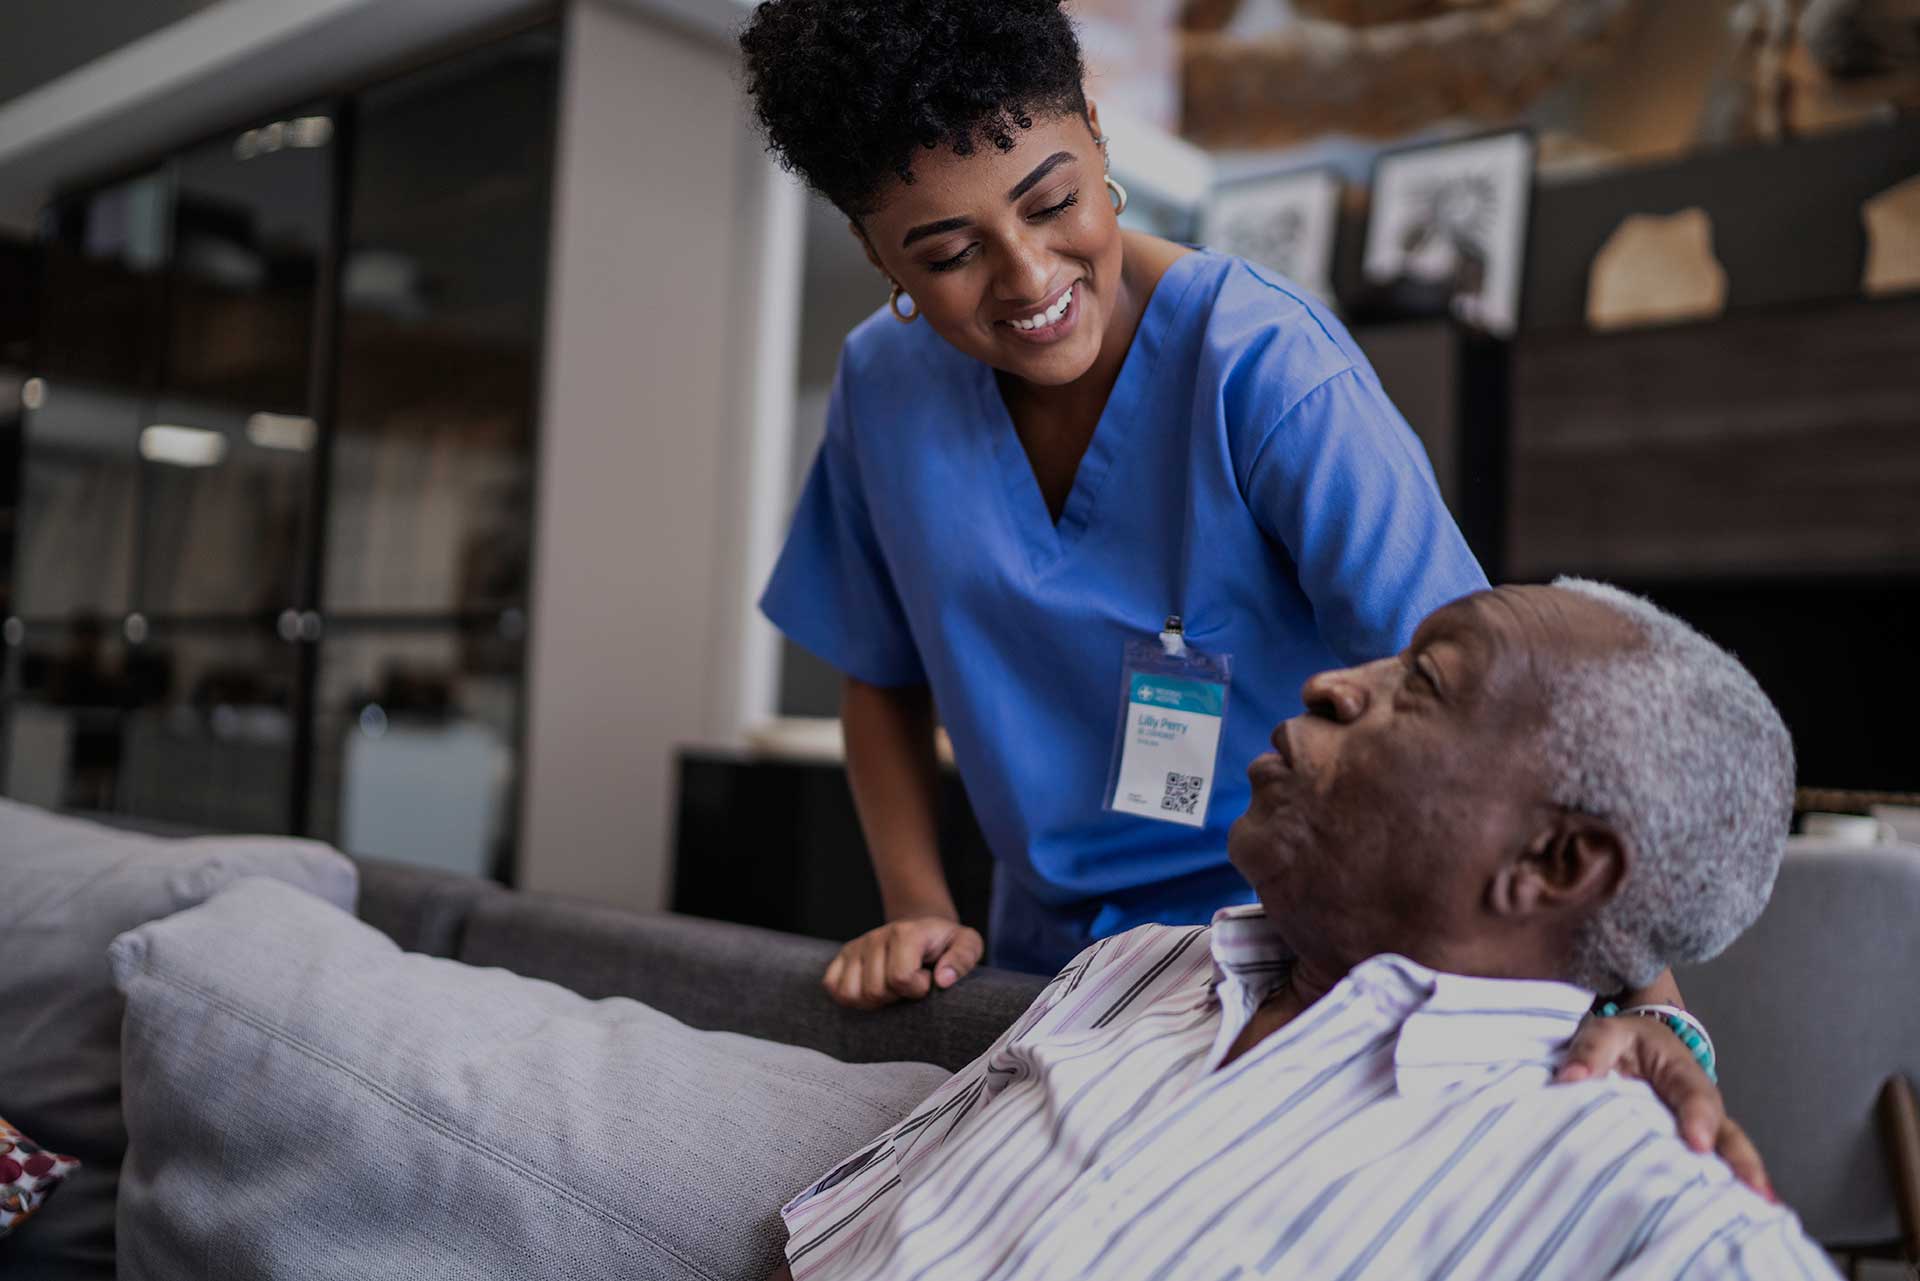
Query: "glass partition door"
5 108 333 833
4 25 557 877
307 32 555 880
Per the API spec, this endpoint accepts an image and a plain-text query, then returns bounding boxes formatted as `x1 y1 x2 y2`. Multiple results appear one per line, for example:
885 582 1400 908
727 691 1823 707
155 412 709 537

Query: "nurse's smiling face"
851 106 1124 387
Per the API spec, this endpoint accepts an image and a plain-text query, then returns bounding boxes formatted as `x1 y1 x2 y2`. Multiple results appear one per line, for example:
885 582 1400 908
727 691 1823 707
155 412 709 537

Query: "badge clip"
1103 619 1231 829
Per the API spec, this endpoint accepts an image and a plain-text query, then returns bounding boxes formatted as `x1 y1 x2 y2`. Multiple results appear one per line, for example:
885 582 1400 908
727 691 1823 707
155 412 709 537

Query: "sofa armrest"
458 892 1048 1072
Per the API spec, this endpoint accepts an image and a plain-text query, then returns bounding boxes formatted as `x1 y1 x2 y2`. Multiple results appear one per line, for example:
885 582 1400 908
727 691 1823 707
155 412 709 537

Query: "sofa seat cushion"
0 800 356 1280
109 877 951 1281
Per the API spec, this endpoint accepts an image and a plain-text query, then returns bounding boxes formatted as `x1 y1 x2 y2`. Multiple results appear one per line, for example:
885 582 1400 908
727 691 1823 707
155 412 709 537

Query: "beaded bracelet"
1595 1000 1718 1084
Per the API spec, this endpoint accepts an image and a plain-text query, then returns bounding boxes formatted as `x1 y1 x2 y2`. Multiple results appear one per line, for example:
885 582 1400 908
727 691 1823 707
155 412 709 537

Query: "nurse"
743 0 1486 995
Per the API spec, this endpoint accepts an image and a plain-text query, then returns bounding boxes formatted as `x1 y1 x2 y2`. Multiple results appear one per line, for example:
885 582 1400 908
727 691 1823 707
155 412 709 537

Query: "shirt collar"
1209 902 1293 992
1206 905 1593 1097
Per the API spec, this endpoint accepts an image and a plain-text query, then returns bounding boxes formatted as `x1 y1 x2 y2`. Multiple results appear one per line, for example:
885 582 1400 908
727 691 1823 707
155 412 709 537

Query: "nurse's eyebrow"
902 216 972 249
1007 151 1076 201
899 151 1079 248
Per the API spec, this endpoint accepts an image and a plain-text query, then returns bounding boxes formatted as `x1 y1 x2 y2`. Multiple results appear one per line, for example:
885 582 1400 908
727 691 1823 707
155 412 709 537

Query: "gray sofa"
353 856 1048 1074
11 800 1916 1278
0 795 1048 1281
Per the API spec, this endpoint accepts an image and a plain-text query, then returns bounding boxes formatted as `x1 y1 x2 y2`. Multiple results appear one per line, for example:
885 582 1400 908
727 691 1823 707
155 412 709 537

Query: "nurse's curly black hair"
738 0 1089 218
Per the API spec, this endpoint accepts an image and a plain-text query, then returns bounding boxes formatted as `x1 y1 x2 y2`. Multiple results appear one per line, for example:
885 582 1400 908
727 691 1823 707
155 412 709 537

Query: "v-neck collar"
974 248 1211 576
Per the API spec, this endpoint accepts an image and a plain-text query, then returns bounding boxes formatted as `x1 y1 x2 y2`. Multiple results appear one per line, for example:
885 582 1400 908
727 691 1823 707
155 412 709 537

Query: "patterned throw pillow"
0 1116 80 1238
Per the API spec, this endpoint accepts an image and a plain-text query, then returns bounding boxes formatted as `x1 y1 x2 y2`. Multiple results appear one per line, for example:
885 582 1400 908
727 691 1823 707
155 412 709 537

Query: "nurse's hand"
1555 1015 1773 1199
822 916 985 1009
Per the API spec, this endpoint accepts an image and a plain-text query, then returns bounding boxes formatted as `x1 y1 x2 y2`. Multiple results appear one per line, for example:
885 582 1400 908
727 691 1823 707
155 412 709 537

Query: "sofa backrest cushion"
109 877 952 1281
353 855 505 956
457 890 1050 1072
0 800 355 1280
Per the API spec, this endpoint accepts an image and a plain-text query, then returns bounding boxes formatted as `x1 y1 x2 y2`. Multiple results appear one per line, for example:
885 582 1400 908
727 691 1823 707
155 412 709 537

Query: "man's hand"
822 916 984 1009
1555 1015 1773 1200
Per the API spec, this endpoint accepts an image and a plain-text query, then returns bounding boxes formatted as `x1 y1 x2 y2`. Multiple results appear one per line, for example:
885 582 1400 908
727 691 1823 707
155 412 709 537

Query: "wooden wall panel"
1508 295 1920 580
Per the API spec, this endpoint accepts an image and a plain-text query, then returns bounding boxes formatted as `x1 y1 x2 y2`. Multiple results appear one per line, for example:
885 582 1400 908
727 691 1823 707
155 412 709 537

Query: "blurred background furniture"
1679 837 1920 1276
673 746 996 945
0 28 552 883
341 720 511 878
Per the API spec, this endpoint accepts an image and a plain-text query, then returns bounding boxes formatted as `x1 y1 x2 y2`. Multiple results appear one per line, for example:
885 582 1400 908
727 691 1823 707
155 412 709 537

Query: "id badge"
1103 617 1231 828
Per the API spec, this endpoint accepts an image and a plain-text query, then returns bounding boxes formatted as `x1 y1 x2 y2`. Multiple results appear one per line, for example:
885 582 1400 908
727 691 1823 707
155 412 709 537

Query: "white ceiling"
0 0 1208 236
0 0 220 107
0 0 577 233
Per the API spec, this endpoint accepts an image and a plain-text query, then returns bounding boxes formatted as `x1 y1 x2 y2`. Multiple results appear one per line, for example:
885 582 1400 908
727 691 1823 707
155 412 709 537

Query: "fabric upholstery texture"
354 855 506 956
110 877 953 1281
1677 837 1920 1245
458 889 1051 1073
0 1115 81 1238
0 800 356 1280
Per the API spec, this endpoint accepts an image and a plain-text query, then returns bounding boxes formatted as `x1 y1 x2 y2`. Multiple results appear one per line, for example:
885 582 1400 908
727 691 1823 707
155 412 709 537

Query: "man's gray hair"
1543 578 1795 992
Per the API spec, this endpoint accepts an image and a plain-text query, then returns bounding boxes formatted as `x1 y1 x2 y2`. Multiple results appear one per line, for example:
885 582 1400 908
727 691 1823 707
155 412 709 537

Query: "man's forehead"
1416 587 1635 685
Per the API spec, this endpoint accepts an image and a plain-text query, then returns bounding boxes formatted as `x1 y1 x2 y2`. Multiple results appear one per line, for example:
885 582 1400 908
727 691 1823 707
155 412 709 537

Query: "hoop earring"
1105 173 1129 216
889 281 919 324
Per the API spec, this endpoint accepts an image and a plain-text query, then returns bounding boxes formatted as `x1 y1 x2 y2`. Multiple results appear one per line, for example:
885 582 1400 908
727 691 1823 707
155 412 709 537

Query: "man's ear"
1490 810 1629 920
847 221 889 280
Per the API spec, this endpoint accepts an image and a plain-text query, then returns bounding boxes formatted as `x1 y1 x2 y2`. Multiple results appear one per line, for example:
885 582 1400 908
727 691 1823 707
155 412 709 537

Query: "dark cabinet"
1506 296 1920 795
673 749 997 947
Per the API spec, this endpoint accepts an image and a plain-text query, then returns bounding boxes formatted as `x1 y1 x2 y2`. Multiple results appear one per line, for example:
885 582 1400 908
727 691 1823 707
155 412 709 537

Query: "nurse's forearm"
842 677 955 921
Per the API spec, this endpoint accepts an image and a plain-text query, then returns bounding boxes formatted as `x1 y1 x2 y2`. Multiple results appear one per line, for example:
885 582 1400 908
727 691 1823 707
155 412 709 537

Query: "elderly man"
770 580 1830 1280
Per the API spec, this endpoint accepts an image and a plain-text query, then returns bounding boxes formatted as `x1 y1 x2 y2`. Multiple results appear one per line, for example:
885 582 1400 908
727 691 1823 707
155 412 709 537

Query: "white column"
702 152 805 743
520 0 794 911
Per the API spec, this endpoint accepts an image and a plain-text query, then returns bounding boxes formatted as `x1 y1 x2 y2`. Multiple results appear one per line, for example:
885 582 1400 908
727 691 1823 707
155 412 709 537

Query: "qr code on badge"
1162 772 1205 816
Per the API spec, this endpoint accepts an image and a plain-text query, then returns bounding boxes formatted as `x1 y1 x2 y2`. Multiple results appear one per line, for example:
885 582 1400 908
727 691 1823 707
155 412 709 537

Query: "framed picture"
1202 167 1343 306
1362 130 1535 337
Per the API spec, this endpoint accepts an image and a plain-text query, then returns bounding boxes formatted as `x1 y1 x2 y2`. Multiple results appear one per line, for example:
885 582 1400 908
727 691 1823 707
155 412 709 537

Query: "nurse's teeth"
1012 286 1072 331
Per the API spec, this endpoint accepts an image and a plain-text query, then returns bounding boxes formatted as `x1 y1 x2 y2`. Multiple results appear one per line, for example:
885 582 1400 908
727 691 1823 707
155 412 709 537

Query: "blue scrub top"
761 249 1487 972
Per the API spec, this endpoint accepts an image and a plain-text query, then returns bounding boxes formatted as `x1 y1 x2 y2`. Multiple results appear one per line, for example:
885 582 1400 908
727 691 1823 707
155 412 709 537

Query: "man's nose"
1300 667 1369 723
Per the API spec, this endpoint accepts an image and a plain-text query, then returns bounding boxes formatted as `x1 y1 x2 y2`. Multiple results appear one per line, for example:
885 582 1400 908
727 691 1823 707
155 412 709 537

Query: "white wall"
519 0 801 912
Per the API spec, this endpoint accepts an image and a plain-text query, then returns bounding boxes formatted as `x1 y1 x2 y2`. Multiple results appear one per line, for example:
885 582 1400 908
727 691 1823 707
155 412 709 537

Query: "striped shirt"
782 905 1835 1281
